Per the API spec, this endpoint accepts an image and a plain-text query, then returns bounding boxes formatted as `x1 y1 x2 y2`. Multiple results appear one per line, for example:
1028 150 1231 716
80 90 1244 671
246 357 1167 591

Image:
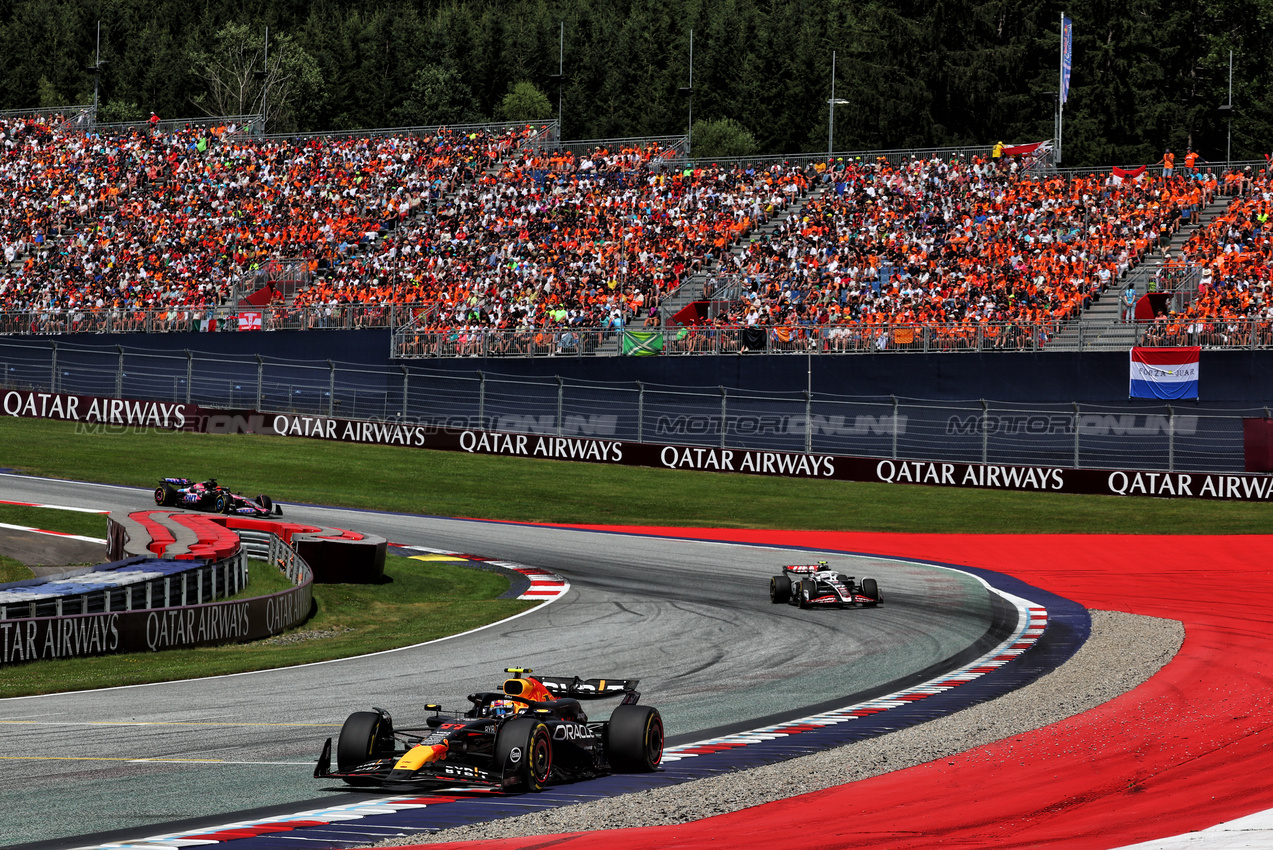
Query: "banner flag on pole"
1111 165 1147 184
622 330 664 356
1060 15 1073 105
1130 347 1200 400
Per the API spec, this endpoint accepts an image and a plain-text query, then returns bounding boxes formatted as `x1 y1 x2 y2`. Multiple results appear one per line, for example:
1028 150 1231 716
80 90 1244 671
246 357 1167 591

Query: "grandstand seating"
0 111 1268 348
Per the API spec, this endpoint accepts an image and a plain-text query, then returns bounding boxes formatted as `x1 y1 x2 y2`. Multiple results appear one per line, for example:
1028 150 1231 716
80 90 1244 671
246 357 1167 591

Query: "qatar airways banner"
6 388 1273 502
0 582 313 667
1 388 195 429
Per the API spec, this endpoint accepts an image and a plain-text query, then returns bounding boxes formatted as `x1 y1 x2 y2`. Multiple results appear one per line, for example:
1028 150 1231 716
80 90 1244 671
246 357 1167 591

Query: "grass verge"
1 417 1271 533
0 554 533 698
0 554 30 583
0 504 110 538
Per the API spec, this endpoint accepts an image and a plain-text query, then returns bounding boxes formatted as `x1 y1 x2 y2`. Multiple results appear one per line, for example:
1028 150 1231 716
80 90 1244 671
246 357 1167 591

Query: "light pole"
260 27 269 134
828 50 848 158
84 21 105 124
678 30 694 156
1220 49 1234 167
547 21 564 140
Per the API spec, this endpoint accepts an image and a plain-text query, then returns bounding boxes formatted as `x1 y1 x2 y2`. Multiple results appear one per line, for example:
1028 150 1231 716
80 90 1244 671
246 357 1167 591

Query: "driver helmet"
488 699 522 718
817 560 830 571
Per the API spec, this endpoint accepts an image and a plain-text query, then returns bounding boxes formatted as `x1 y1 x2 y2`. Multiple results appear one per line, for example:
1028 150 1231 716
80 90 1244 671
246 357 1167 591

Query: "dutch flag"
1130 347 1200 400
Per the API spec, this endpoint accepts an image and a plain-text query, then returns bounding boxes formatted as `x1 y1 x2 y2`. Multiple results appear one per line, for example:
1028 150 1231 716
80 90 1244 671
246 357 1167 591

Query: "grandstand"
0 108 1268 353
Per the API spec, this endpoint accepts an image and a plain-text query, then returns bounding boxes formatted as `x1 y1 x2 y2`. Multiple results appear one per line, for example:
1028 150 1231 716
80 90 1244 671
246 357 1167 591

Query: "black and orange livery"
314 668 664 792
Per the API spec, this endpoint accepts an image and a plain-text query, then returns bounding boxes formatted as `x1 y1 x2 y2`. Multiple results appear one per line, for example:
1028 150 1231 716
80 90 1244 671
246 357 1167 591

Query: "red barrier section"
420 529 1273 850
130 511 178 558
213 516 323 544
166 513 242 561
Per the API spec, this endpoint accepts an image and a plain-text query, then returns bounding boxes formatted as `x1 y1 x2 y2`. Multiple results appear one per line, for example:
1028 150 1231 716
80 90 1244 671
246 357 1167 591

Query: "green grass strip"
0 554 31 583
1 417 1271 533
0 504 109 538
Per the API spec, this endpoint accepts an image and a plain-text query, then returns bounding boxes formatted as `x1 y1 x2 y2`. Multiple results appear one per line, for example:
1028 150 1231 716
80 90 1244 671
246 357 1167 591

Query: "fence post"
804 389 812 453
115 345 124 399
1167 404 1175 472
636 381 644 443
556 376 564 437
327 360 335 416
1073 401 1081 468
401 366 409 418
891 395 899 459
981 398 989 464
50 341 57 393
477 371 486 430
255 354 264 410
185 350 193 404
719 386 727 449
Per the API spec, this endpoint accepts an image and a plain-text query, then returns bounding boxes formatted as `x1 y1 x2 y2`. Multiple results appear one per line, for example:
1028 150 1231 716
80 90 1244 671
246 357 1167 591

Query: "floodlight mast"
828 50 848 159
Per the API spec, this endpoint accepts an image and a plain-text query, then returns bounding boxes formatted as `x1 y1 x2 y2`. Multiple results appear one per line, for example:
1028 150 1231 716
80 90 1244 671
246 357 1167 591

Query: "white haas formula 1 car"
769 561 882 609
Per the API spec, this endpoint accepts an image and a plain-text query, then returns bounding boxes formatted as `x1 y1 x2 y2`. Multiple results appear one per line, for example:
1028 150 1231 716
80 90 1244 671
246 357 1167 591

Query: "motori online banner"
5 388 1273 502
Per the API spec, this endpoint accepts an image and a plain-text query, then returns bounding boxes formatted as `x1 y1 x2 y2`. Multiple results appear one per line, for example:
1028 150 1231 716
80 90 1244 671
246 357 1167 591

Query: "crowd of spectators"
1141 166 1273 346
0 114 537 331
1 110 1271 351
704 157 1201 338
303 144 810 343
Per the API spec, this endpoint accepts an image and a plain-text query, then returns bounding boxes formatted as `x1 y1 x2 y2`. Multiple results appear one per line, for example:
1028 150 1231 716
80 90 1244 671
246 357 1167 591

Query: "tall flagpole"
1058 12 1064 166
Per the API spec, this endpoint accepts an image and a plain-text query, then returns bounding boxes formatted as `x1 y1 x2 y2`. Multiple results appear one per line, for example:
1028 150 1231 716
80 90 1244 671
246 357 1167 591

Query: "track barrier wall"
4 348 1273 474
0 525 314 667
4 385 1272 502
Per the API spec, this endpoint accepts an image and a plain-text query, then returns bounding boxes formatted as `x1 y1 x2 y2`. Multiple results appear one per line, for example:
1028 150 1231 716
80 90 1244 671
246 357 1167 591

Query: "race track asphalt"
0 474 998 848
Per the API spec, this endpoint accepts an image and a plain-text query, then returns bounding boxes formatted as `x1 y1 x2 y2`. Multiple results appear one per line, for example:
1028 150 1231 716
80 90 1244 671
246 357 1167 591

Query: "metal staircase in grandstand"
1046 196 1227 351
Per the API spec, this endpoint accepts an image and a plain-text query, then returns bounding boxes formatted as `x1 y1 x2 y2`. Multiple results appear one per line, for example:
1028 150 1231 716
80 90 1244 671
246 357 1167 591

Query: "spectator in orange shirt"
1158 149 1175 177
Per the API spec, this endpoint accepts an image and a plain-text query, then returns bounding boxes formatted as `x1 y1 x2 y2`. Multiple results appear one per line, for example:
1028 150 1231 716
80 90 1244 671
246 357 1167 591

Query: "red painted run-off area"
422 528 1273 850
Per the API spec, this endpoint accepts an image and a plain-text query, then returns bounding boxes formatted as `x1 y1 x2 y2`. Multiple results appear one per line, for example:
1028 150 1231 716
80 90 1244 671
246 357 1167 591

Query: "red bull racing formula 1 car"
153 478 282 517
314 668 664 792
769 561 882 608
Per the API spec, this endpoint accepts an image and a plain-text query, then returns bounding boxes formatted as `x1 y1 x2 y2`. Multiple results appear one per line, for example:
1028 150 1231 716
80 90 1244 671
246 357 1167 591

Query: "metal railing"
392 321 1063 358
91 113 265 136
1141 319 1273 348
1 336 1268 474
692 142 995 171
0 303 408 336
236 529 311 586
262 119 556 146
10 307 1272 354
0 104 93 121
537 134 689 161
0 552 248 621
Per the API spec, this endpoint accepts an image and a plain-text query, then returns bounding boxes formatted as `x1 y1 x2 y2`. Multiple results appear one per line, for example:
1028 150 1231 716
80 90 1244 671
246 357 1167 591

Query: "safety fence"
0 527 314 666
0 551 248 622
0 303 408 336
0 337 1267 474
11 312 1273 354
393 321 1063 358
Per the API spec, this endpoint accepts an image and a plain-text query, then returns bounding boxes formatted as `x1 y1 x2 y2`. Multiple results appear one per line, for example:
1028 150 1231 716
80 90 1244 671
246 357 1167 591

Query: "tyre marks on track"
86 566 1081 850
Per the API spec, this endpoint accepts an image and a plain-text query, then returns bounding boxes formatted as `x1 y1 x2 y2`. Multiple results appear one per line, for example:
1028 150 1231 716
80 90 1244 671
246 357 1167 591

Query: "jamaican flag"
622 330 664 356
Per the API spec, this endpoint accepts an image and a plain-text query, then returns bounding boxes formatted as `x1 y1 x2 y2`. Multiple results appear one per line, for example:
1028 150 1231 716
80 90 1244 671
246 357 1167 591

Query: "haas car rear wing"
783 564 824 574
537 675 642 704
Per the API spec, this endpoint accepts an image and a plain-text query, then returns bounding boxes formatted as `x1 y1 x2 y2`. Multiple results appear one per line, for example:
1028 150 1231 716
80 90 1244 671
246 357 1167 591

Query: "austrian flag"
1129 347 1200 399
